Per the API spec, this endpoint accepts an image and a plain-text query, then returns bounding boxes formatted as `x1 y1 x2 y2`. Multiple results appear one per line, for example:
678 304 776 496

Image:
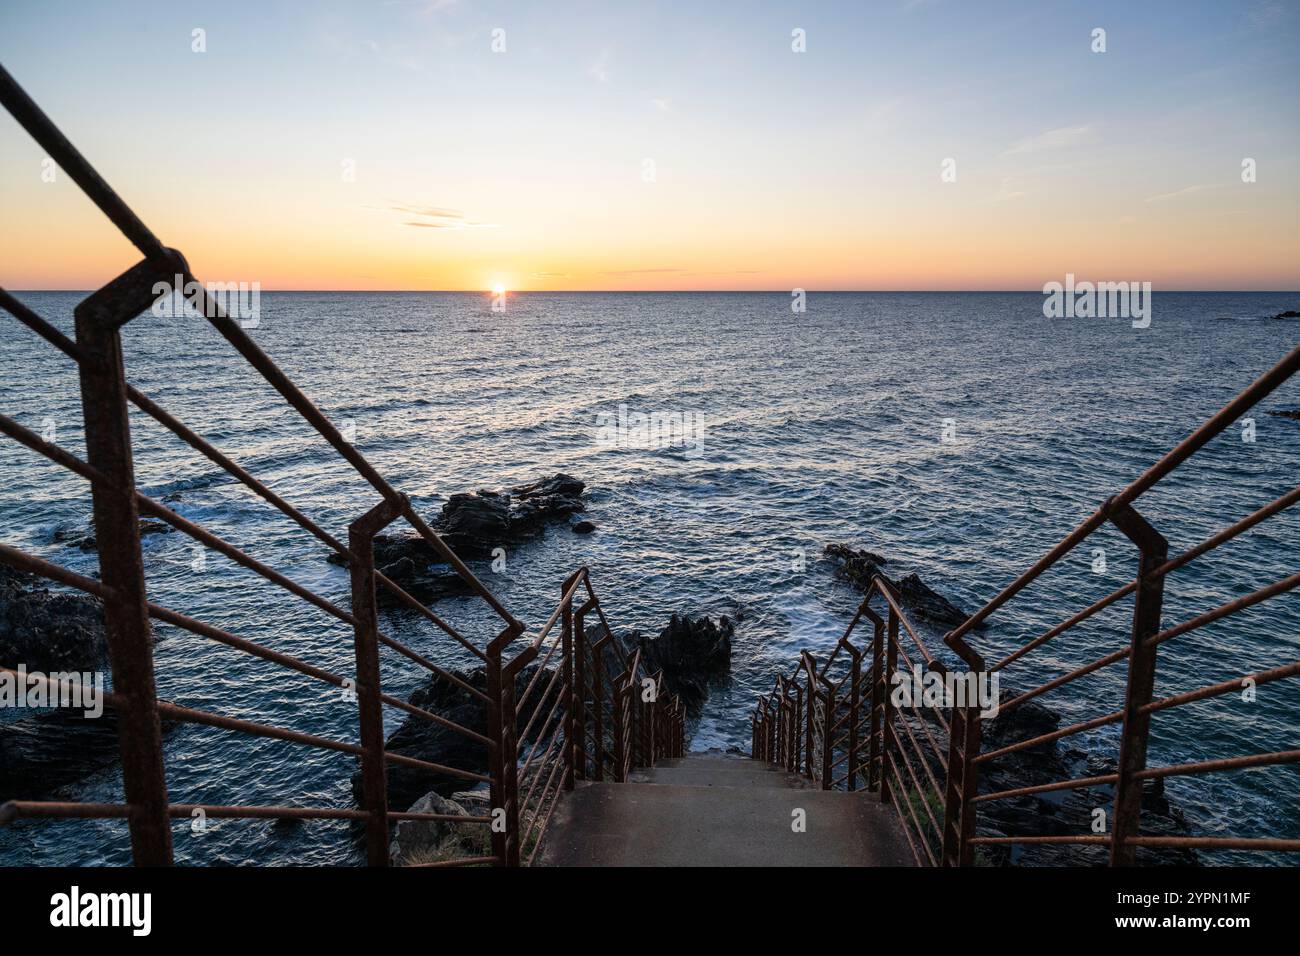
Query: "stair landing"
534 753 914 867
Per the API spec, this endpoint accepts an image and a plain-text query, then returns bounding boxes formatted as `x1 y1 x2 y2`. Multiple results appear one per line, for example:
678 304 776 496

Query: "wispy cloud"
385 203 498 228
1144 183 1219 203
1004 125 1093 155
588 49 612 83
650 97 672 113
601 268 683 276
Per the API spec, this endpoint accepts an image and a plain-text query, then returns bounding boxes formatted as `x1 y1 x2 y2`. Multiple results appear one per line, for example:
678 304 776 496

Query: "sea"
1 290 1297 865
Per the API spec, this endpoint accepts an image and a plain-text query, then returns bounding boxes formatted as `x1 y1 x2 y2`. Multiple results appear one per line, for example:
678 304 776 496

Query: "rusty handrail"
0 63 686 869
750 344 1300 866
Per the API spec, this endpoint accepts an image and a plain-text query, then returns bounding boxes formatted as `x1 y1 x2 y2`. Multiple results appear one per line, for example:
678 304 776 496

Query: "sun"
491 283 506 296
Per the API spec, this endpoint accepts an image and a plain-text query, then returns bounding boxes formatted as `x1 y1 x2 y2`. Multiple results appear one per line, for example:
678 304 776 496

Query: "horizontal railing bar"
976 708 1123 765
405 855 499 868
998 647 1130 715
1147 572 1300 649
1140 660 1300 718
973 773 1119 804
0 801 373 823
1125 836 1300 851
968 835 1111 846
991 581 1136 673
1133 749 1300 781
388 811 493 824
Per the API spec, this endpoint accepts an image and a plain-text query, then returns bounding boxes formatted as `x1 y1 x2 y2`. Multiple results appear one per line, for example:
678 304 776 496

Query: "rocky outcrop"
0 566 123 799
53 518 174 552
823 543 978 629
388 790 491 866
327 473 587 602
1270 310 1299 320
623 614 732 716
356 665 555 812
1 566 106 674
1269 409 1300 421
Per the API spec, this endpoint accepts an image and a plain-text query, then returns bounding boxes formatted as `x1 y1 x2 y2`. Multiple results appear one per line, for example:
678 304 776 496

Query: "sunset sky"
1 0 1298 291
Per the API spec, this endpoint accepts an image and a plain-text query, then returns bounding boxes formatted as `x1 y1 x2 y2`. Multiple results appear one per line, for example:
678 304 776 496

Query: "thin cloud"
650 98 672 113
1004 125 1093 155
385 202 498 228
589 49 612 83
1144 184 1218 203
601 268 683 276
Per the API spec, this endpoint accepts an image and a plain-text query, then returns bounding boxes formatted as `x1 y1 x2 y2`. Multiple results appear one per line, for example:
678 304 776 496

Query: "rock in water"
0 565 106 674
326 472 587 581
626 614 733 716
388 792 478 866
823 543 978 629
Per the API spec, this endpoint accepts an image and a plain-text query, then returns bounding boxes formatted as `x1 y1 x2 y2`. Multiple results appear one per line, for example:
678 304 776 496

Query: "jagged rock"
1269 409 1300 421
823 543 979 629
1270 310 1300 320
571 520 596 534
388 792 487 866
0 565 106 674
0 709 125 800
357 665 555 812
53 518 174 552
625 614 732 716
327 473 587 583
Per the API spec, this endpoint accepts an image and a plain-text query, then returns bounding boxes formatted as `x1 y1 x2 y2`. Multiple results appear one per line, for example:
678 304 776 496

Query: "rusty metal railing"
753 342 1300 865
0 63 682 866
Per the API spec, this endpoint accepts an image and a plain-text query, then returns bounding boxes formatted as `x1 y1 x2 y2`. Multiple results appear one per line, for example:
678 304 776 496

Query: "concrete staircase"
534 752 914 866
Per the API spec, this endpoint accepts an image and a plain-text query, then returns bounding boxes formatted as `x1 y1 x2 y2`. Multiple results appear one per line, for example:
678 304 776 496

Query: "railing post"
1109 504 1168 866
847 645 862 791
869 616 884 792
347 498 402 866
486 620 524 867
819 687 833 789
560 576 576 791
804 671 815 778
75 259 180 866
612 679 627 782
592 634 607 780
573 596 592 782
880 607 899 804
791 681 802 773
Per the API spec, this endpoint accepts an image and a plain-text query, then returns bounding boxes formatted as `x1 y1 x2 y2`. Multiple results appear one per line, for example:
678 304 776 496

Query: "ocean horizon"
2 290 1297 866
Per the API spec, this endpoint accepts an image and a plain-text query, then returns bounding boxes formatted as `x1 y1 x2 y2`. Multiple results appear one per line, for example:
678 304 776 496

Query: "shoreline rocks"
1 565 106 675
823 543 979 629
622 613 733 717
327 473 587 602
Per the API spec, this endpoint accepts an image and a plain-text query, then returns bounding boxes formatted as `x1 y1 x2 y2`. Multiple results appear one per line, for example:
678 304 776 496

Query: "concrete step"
534 782 914 867
628 763 814 789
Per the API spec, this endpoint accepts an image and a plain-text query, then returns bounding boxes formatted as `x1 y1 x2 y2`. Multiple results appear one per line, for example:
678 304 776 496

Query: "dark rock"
0 565 106 674
624 614 732 716
54 518 174 552
571 520 596 534
1269 409 1300 421
327 473 587 583
1270 310 1300 320
824 543 979 629
357 665 555 812
0 709 125 800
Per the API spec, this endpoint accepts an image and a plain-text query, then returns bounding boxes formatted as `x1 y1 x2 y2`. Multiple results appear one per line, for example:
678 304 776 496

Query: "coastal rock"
388 792 489 866
0 565 106 674
1268 409 1300 421
1270 310 1300 320
0 709 126 800
357 665 555 812
571 520 596 534
53 518 174 552
823 543 979 629
327 473 587 589
624 613 733 716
